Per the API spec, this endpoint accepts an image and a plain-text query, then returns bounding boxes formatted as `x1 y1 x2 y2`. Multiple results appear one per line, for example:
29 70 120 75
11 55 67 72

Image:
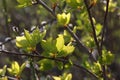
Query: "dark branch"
84 0 101 56
35 0 56 17
100 0 109 50
100 0 110 80
0 50 98 79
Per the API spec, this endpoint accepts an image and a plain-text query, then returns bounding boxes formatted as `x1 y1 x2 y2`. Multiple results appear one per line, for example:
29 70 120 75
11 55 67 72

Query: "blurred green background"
0 0 120 80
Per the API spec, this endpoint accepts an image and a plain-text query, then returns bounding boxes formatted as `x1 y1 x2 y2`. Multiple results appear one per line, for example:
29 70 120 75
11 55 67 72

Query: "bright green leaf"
57 13 71 26
95 23 103 36
17 0 32 8
58 45 74 57
0 65 7 76
65 73 72 80
56 35 64 52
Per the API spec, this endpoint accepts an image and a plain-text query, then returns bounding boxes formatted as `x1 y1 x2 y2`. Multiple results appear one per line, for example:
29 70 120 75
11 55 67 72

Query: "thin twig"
100 0 110 80
84 0 101 56
100 0 109 50
0 50 98 79
65 26 90 54
35 0 56 17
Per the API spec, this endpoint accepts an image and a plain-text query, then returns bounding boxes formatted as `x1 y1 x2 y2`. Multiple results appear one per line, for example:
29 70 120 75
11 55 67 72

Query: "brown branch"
100 0 110 80
35 0 56 17
65 26 92 55
0 50 98 79
100 0 109 50
84 0 101 56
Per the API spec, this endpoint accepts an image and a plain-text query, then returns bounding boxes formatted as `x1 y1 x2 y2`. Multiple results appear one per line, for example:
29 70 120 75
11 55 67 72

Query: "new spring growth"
57 13 71 26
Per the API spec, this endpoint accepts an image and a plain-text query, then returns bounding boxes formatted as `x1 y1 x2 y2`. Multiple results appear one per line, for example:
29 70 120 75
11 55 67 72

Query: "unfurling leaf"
56 35 64 52
57 13 71 26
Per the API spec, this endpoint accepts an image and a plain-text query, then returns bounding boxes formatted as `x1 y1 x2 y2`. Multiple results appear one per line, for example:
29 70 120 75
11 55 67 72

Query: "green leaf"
16 36 28 48
24 29 32 43
57 13 71 26
95 24 102 36
17 0 32 8
99 49 114 65
63 30 72 44
12 61 20 75
58 45 74 57
41 39 57 53
16 28 46 53
66 0 82 9
53 73 72 80
0 65 7 76
31 27 46 45
92 62 102 75
7 61 20 76
56 35 64 52
38 59 54 71
65 73 72 80
56 62 63 70
53 76 61 80
19 62 26 76
63 45 74 55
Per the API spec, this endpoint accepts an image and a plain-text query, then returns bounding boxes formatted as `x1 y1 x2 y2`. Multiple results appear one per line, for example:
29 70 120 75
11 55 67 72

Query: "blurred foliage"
0 0 120 80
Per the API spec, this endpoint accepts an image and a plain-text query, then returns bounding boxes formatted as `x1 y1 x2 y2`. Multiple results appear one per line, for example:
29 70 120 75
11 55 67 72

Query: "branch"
34 0 94 57
0 50 98 79
84 0 101 56
35 0 56 17
100 0 109 50
65 26 91 54
100 0 110 80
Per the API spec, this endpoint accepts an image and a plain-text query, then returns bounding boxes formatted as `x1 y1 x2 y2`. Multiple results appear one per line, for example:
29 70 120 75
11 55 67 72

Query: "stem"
30 60 36 80
100 0 109 50
84 0 101 56
65 26 93 55
0 50 98 79
35 0 56 17
100 0 110 80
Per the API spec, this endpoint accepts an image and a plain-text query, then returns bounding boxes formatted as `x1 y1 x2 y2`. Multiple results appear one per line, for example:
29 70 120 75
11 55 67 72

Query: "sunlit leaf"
57 13 71 26
11 61 20 75
17 0 32 8
56 35 64 52
95 23 102 36
53 76 61 80
65 73 72 80
16 36 28 48
58 45 74 57
0 65 7 76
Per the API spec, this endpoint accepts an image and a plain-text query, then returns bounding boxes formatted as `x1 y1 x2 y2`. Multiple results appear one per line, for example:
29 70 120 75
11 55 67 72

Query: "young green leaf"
56 35 64 52
7 61 26 77
57 13 71 26
16 36 28 48
95 23 102 36
17 0 32 8
7 61 20 76
0 65 7 76
16 28 46 53
57 45 74 57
